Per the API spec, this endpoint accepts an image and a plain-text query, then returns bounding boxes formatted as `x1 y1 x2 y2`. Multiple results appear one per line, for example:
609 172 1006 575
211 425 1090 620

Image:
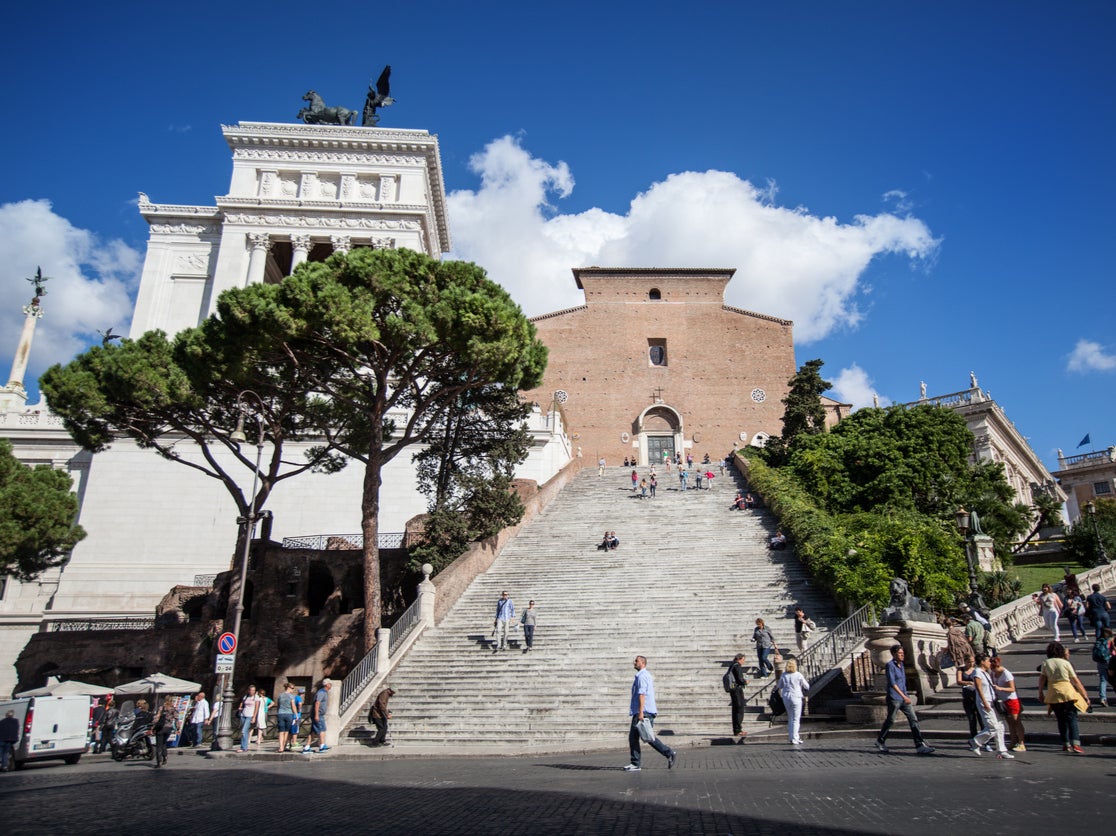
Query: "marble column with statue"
0 268 48 412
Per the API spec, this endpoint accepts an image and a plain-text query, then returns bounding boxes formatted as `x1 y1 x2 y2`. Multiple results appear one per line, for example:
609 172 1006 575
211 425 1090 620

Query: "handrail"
745 602 877 707
281 532 405 550
338 593 425 716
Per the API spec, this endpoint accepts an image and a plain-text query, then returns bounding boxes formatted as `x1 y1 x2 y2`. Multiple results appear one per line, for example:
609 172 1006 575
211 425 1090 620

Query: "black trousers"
730 689 747 734
372 714 388 744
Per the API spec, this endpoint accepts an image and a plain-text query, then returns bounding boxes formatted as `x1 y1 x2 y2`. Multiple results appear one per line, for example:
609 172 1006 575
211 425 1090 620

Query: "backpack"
722 669 735 693
1093 637 1112 664
767 688 786 718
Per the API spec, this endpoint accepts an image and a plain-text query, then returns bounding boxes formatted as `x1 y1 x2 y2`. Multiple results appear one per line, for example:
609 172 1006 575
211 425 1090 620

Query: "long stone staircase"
342 465 841 748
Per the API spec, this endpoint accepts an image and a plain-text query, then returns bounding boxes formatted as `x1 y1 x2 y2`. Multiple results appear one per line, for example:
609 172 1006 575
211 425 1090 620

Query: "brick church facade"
522 267 797 466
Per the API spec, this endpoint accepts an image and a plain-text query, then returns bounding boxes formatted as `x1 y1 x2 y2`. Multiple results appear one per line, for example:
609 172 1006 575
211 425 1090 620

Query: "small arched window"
648 288 661 300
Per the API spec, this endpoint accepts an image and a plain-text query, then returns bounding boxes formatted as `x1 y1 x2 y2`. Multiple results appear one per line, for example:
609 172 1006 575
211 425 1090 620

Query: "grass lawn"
1007 562 1092 594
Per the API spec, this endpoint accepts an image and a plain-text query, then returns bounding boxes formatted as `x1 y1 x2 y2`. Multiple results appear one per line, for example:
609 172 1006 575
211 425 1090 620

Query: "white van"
0 695 92 769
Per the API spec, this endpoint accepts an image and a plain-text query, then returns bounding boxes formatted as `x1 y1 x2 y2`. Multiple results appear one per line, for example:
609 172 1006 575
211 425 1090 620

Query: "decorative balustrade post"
376 627 391 671
418 563 436 628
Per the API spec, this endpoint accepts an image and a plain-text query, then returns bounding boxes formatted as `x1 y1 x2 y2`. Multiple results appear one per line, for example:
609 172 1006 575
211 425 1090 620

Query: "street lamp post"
213 391 266 752
1084 500 1110 565
954 506 989 612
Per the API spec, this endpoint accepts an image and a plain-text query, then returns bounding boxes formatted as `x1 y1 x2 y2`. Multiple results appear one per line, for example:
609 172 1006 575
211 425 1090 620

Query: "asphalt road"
3 740 1112 835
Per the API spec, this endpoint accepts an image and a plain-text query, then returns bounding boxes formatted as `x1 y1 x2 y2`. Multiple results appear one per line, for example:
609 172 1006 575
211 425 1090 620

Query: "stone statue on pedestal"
882 577 936 624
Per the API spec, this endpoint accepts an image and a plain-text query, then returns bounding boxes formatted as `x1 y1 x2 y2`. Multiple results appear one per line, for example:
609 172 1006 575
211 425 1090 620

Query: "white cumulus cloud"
447 136 939 341
830 364 891 410
1067 339 1116 373
0 200 141 398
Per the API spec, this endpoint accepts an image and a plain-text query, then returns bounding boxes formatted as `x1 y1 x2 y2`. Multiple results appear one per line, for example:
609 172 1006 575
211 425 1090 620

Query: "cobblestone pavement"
3 740 1111 835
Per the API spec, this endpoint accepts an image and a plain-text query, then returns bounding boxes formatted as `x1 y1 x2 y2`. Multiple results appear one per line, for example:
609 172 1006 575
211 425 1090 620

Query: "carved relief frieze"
150 223 219 235
258 169 278 198
174 253 210 274
223 213 422 231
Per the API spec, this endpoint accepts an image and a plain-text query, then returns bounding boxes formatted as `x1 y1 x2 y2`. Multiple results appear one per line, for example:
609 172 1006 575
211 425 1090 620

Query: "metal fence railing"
745 602 877 708
281 532 405 551
338 593 425 716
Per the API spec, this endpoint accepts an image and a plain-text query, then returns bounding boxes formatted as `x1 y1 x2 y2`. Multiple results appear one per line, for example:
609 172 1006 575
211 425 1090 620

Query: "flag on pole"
1077 433 1091 448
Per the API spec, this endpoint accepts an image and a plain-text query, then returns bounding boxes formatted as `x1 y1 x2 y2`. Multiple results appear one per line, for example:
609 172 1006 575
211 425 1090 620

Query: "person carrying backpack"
1092 628 1114 707
723 653 750 738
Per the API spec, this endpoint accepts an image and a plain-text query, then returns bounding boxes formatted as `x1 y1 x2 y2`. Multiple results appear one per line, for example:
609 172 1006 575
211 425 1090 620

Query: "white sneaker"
997 752 1015 759
622 764 641 772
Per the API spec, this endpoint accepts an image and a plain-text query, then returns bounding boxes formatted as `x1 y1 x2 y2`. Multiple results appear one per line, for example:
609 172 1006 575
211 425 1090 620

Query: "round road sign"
217 632 237 655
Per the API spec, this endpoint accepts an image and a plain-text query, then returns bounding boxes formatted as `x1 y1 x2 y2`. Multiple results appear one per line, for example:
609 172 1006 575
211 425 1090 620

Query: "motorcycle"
110 704 154 762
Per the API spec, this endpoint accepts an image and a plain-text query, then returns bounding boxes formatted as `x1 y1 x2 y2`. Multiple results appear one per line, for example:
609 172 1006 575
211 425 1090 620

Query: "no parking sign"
217 632 237 654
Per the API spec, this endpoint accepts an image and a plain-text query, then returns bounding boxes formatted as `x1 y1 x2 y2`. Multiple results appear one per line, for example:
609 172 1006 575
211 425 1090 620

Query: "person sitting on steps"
769 530 788 550
597 531 619 550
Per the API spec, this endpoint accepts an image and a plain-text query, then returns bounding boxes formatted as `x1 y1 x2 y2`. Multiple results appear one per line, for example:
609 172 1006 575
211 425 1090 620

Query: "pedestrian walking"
777 659 810 745
649 473 657 498
752 618 779 676
624 656 677 771
971 654 1013 758
989 656 1026 751
255 688 271 745
276 682 297 752
153 695 179 767
679 468 687 491
303 679 332 753
1085 584 1111 638
1036 583 1062 641
238 684 259 752
1038 641 1090 753
1066 592 1088 642
640 477 647 498
0 709 19 772
521 600 538 650
793 607 815 653
631 469 638 492
1093 628 1113 707
956 657 985 749
726 653 749 738
493 590 515 651
189 690 210 748
370 687 395 745
289 687 304 751
875 645 935 755
598 457 605 478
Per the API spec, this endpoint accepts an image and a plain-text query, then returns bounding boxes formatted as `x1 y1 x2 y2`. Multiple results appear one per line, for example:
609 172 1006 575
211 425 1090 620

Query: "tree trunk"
361 447 383 652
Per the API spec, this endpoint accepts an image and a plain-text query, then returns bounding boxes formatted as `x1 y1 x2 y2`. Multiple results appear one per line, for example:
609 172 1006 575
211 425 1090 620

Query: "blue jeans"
757 647 774 674
628 714 672 766
1094 613 1110 639
193 722 206 746
240 716 253 750
1069 613 1087 639
877 698 926 749
1098 662 1109 702
0 740 14 770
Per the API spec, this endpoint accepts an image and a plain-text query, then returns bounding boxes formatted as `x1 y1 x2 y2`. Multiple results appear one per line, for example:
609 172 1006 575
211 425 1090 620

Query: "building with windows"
1052 447 1116 522
522 267 797 466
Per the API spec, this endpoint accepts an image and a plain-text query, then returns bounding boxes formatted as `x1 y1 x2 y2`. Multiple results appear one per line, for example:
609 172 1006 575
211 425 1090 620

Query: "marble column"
245 233 272 285
290 234 312 273
0 303 41 411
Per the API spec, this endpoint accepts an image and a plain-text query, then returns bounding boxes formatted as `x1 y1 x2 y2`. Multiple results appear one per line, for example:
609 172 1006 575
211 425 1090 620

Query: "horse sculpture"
298 91 356 126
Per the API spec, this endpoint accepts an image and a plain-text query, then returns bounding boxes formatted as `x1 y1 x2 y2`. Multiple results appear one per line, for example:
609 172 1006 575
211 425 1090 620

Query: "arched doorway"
636 404 683 467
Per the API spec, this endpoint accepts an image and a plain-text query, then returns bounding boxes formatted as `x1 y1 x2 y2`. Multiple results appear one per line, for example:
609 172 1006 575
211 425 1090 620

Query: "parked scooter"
110 701 154 762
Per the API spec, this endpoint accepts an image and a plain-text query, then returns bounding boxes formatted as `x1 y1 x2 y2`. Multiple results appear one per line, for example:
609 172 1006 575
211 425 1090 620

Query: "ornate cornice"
721 305 794 326
150 222 221 235
217 196 429 213
137 192 222 219
221 122 449 253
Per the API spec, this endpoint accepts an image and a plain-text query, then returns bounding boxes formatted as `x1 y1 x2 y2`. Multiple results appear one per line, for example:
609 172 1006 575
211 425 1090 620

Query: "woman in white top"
777 658 810 745
1037 583 1062 641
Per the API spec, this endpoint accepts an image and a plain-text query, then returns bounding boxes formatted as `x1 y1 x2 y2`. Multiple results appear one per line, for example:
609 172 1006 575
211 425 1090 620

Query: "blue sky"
2 1 1114 471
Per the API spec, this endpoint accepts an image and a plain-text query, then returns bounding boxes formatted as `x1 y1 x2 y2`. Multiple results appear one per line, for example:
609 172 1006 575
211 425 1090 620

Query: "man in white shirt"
189 690 211 748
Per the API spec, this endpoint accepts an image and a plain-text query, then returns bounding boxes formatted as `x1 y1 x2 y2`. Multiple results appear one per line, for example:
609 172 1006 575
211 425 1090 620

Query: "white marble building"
0 121 570 697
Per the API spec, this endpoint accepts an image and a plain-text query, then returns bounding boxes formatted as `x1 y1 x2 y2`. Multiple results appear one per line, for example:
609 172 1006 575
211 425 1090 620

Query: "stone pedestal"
896 620 949 703
973 535 998 572
846 624 901 725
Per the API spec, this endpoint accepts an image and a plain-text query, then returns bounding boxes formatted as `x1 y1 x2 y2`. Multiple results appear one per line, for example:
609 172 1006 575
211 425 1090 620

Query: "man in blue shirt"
625 656 677 771
493 591 515 652
875 645 935 755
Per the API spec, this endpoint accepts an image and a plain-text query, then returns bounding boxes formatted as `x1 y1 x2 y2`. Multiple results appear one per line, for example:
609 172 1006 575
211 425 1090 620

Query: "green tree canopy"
212 248 547 647
0 439 86 579
1063 498 1116 566
780 358 832 444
